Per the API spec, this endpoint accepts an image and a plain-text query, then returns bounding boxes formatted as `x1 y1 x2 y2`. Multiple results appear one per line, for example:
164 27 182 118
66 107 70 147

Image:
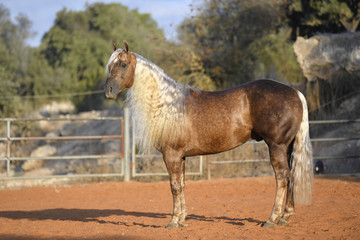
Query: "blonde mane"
126 53 194 153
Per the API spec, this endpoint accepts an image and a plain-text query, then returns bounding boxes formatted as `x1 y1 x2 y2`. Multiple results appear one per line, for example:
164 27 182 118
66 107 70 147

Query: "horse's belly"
185 124 251 156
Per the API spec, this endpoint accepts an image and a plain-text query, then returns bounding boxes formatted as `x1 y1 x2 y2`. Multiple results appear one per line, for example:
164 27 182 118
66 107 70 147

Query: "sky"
1 0 195 47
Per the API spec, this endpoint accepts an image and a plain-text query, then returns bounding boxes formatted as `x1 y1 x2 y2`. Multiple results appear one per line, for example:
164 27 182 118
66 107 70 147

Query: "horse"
104 41 313 228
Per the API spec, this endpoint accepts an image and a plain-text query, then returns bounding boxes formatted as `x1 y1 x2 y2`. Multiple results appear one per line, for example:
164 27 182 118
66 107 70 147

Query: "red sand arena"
0 176 359 239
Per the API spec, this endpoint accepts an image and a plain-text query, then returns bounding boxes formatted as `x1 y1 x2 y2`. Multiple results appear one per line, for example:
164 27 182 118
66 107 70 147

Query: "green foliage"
249 28 304 84
319 0 360 32
0 4 33 117
178 0 303 88
286 0 360 39
172 49 217 91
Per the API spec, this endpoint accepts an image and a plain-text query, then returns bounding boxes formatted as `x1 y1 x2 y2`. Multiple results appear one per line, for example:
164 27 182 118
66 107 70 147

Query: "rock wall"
293 32 360 82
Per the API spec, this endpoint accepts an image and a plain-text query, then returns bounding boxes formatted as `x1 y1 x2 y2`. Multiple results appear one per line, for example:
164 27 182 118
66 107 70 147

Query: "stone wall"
293 32 360 82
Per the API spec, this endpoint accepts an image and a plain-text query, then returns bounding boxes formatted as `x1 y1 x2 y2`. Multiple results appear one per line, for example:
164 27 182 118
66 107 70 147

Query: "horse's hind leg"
263 143 290 228
277 178 295 226
163 150 187 228
278 143 296 226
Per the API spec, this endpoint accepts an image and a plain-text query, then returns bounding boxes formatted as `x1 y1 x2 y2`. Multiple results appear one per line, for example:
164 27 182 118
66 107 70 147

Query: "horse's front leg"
163 151 187 228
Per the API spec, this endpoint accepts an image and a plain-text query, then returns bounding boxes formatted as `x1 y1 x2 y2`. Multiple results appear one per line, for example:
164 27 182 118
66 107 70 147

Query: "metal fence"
204 119 360 178
310 119 360 160
0 114 359 181
131 122 203 177
131 119 360 179
0 114 127 180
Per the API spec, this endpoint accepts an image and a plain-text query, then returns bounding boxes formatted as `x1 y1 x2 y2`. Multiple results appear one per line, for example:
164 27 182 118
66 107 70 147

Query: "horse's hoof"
166 221 188 228
178 222 188 227
166 222 179 228
262 221 277 228
277 219 290 226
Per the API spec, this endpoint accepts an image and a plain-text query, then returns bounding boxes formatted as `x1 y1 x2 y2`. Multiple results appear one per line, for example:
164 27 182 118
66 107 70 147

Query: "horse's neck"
127 56 187 152
131 56 187 116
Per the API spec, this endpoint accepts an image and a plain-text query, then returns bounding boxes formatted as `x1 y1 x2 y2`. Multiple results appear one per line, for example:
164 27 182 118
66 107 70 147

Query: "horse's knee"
170 179 182 195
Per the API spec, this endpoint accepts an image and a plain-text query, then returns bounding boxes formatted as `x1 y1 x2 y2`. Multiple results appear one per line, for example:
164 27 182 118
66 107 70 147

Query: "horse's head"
104 40 136 99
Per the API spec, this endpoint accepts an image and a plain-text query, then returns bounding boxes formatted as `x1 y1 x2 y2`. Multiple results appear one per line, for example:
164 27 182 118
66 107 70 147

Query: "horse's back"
244 80 303 145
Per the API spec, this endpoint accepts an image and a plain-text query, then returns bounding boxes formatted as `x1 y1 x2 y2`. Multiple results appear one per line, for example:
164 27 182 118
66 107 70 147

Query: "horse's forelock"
105 49 124 73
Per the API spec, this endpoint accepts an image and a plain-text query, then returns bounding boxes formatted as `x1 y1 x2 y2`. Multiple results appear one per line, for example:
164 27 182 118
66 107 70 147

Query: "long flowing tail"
291 91 314 205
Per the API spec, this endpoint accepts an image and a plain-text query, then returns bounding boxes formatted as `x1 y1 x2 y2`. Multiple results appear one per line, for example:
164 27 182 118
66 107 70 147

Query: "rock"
39 101 75 117
22 145 57 171
293 32 360 82
45 130 61 138
0 142 5 158
0 143 6 170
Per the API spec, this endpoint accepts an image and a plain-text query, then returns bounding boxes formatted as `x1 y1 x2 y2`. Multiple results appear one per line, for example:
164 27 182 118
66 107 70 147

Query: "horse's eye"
121 62 127 68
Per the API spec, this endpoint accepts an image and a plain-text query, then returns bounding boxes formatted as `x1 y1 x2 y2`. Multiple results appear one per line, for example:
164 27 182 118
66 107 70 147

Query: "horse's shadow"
0 209 263 228
0 208 166 228
188 214 263 226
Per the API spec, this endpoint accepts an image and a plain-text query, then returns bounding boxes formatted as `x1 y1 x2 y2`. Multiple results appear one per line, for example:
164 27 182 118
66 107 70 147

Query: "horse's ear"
123 40 129 53
112 41 117 52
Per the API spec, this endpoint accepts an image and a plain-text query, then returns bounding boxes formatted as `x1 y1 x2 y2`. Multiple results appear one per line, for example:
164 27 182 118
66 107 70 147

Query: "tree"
320 0 360 32
178 0 303 88
0 4 33 117
173 49 217 91
286 0 360 40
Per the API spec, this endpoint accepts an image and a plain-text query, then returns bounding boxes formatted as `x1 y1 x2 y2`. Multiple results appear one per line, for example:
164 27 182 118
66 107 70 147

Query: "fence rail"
309 119 360 162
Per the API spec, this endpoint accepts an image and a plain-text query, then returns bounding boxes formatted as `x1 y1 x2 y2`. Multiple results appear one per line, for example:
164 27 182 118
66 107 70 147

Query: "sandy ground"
0 176 359 240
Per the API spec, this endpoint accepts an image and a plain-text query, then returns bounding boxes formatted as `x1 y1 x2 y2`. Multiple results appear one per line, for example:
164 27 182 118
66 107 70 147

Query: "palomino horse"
104 41 313 228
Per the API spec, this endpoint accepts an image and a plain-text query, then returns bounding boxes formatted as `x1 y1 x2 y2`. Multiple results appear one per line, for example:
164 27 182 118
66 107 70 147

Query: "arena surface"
0 176 359 239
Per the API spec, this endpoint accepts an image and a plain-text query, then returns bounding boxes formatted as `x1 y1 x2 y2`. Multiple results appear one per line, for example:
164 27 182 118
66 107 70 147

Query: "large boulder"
22 145 57 171
293 32 360 82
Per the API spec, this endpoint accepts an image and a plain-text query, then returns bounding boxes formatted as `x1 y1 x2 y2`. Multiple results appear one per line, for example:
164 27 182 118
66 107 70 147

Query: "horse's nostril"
109 86 113 92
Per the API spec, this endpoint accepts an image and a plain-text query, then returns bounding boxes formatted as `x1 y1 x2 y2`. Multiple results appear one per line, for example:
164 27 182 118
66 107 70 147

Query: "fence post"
6 120 11 177
124 107 130 181
132 119 136 177
206 156 211 180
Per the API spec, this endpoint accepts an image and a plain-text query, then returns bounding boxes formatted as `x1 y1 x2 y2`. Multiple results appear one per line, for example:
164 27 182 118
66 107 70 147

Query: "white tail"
291 91 314 205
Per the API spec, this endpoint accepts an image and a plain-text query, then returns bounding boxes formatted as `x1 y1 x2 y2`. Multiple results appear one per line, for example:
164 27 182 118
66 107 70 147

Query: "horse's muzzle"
104 85 118 100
